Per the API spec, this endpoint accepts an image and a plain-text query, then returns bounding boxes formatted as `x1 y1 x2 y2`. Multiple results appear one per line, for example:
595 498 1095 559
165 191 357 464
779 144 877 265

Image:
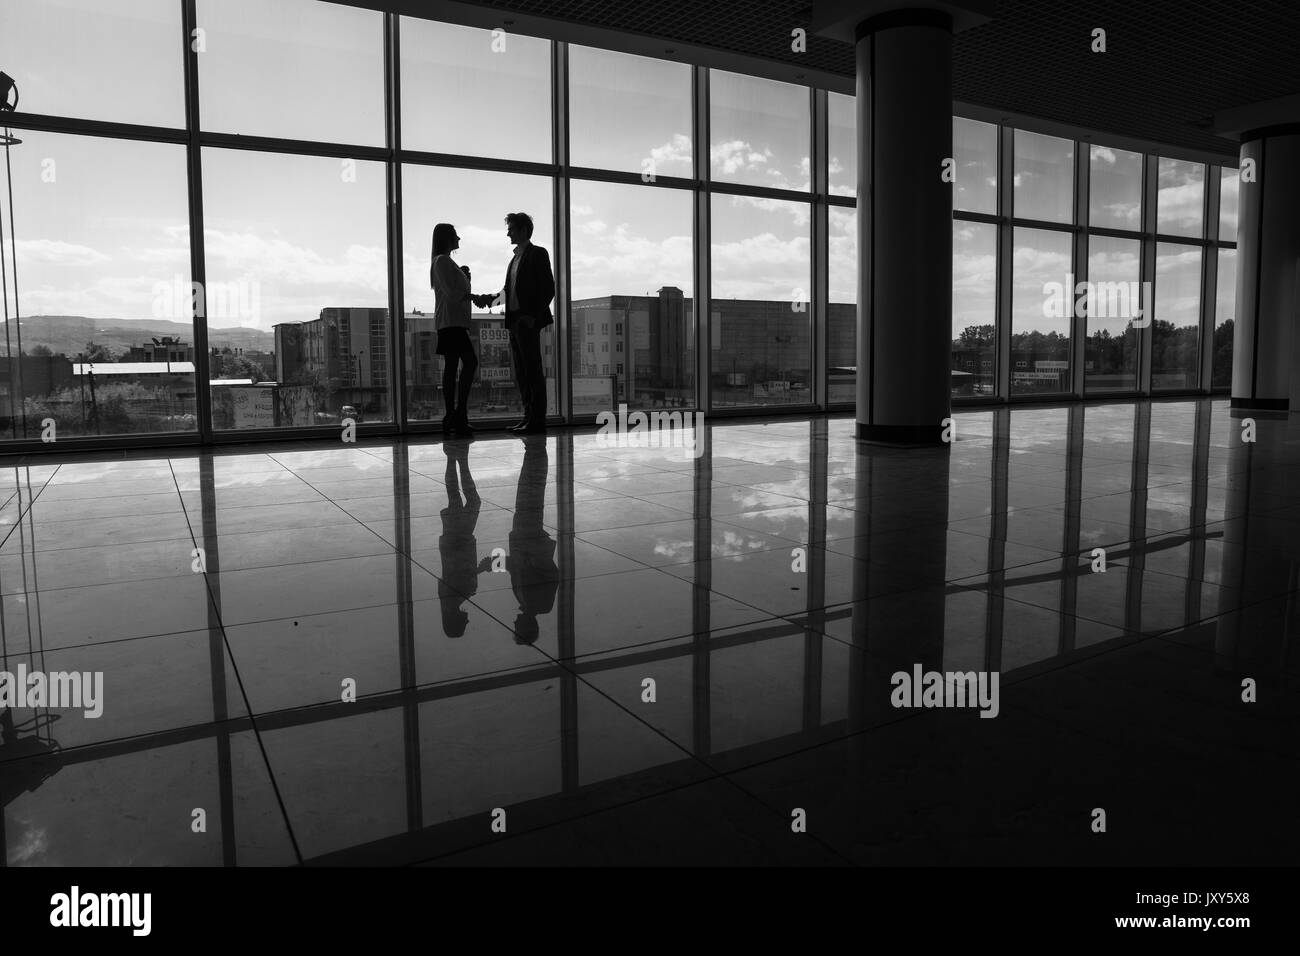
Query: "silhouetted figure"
438 440 491 637
431 222 480 436
474 212 554 434
0 707 63 812
507 434 558 643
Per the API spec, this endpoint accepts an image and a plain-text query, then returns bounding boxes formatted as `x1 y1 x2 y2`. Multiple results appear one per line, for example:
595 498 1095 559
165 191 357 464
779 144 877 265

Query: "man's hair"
504 212 534 240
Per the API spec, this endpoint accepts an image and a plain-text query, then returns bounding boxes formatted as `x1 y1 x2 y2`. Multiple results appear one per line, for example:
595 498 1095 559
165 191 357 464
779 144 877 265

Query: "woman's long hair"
432 222 457 257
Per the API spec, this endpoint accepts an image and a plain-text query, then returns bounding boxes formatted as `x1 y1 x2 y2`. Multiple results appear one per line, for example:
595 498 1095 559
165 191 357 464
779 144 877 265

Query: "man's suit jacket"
502 243 555 331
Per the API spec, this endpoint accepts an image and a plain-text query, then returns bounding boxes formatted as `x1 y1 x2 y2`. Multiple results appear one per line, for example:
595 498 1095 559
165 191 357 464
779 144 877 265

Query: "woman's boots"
443 372 476 437
452 370 476 435
441 385 456 434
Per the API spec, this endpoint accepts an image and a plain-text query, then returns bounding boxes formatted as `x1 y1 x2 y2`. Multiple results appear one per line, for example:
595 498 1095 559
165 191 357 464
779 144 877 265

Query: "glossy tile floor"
1 399 1297 865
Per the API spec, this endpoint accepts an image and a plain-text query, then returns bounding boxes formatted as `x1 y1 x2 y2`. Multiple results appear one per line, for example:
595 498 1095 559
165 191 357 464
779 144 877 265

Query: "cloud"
710 140 777 176
1155 180 1204 231
16 239 111 266
648 133 692 171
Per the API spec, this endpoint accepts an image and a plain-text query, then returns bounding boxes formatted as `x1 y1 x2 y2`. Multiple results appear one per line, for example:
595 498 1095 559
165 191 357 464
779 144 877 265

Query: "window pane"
1088 144 1142 230
1212 248 1236 388
1013 130 1073 223
1218 166 1240 242
1083 235 1141 392
952 221 997 396
401 166 553 422
1156 158 1205 238
1011 227 1072 394
710 70 809 191
569 46 690 177
197 0 384 144
828 92 856 198
1152 242 1202 389
569 181 693 411
0 0 183 127
203 148 390 429
4 133 193 439
828 207 857 402
711 195 810 407
401 18 551 161
953 117 997 214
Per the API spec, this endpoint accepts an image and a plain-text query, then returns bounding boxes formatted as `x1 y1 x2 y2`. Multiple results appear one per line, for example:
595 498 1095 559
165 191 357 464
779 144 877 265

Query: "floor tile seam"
0 547 429 598
489 635 867 864
232 651 564 723
0 624 221 656
0 711 265 769
167 458 305 865
0 465 61 552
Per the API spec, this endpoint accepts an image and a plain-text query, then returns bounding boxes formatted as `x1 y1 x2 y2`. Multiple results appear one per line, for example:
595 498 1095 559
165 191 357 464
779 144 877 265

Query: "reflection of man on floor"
508 435 559 644
438 440 491 637
1 707 64 810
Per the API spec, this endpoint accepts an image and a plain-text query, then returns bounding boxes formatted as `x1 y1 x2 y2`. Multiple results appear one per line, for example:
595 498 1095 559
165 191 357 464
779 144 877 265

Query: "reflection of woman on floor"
430 222 480 436
438 440 491 637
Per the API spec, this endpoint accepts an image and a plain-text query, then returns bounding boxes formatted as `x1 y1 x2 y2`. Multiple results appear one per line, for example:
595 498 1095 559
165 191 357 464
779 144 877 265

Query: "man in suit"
474 212 554 434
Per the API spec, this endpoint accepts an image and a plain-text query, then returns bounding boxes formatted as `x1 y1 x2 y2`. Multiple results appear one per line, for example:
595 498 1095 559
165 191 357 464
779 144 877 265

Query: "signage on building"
230 385 276 428
1012 372 1062 381
480 367 513 381
1035 360 1069 369
479 327 510 345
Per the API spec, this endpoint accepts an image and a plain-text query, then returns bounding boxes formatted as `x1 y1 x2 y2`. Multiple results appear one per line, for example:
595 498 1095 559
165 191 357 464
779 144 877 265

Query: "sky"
0 0 1232 342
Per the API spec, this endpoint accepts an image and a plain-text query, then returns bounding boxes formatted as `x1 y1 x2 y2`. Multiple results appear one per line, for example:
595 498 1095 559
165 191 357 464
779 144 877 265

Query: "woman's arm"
433 254 470 296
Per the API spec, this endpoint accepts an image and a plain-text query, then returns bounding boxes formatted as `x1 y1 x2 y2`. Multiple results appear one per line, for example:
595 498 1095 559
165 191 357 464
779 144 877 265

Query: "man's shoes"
507 420 530 432
516 421 547 435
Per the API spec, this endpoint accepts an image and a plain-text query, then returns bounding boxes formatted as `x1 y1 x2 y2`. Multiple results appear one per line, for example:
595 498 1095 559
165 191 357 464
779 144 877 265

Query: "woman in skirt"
430 222 480 435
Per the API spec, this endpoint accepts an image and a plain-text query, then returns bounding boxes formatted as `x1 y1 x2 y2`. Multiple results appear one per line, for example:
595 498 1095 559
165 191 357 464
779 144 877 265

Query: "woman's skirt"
435 325 473 357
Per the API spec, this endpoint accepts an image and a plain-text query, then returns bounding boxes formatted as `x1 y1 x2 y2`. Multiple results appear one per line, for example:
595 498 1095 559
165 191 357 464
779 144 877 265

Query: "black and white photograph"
0 0 1293 934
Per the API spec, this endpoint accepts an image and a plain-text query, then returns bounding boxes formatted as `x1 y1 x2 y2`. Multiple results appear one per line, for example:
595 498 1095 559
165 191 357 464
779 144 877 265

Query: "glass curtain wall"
709 70 812 409
568 45 695 413
0 0 1245 451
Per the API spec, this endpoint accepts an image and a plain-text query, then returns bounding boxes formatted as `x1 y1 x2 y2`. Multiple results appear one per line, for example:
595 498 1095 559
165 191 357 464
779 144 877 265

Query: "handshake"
456 265 503 309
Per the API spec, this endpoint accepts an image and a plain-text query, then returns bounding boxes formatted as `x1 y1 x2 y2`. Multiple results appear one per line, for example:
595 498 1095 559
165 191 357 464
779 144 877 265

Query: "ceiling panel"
438 0 1300 156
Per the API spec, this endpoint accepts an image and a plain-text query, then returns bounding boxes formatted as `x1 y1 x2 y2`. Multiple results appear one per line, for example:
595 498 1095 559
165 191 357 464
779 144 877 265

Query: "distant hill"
0 315 275 357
